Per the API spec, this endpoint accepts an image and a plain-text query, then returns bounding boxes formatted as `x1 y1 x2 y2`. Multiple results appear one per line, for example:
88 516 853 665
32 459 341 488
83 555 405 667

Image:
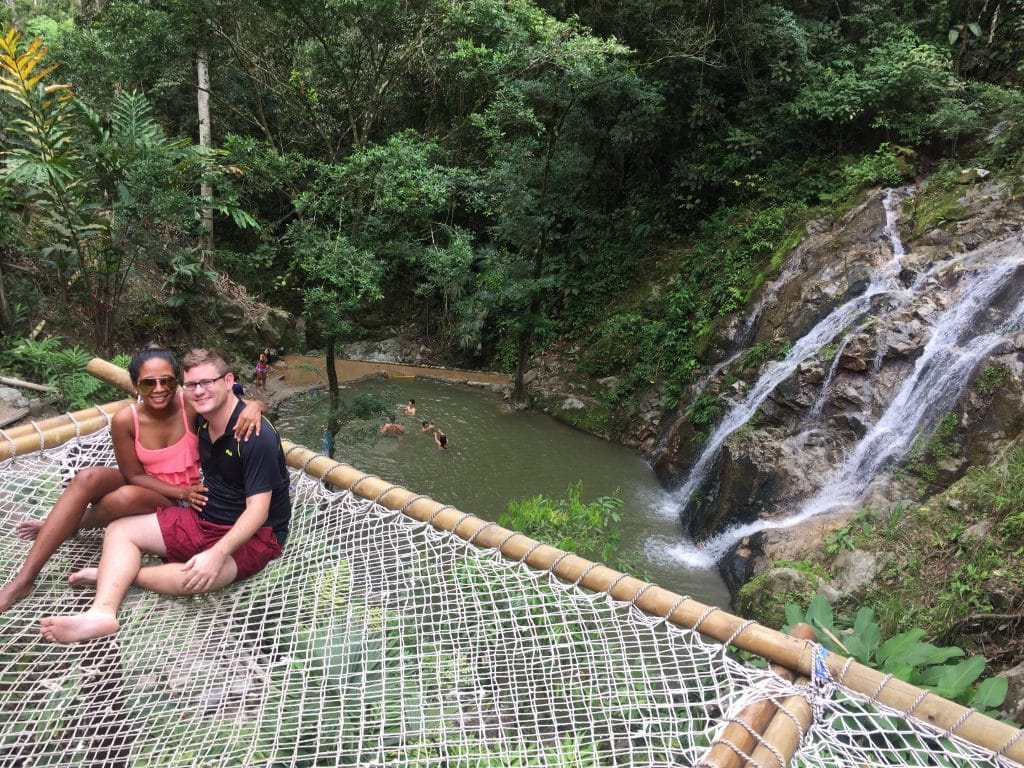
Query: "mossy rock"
736 566 820 629
558 403 610 435
909 181 972 238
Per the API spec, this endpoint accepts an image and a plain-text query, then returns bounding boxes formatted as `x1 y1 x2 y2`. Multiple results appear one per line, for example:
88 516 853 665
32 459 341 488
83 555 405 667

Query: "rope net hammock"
1 410 1022 767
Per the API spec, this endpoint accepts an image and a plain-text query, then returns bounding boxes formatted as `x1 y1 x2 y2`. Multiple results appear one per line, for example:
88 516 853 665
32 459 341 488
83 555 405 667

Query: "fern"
0 336 126 409
110 90 164 150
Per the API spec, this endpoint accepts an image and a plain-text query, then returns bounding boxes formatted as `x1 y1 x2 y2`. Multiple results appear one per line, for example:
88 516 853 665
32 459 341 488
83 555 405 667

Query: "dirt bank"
257 355 510 408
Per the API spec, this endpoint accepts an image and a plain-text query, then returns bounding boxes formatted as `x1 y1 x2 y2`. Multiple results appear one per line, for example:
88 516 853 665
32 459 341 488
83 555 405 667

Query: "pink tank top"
132 393 201 488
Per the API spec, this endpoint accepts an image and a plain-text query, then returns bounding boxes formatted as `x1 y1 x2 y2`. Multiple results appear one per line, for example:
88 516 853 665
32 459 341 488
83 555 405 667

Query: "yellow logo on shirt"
225 449 234 457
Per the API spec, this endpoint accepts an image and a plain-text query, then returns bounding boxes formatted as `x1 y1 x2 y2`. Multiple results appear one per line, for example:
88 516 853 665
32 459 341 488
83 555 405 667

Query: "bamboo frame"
18 357 1021 765
748 668 814 768
0 399 131 461
697 623 818 768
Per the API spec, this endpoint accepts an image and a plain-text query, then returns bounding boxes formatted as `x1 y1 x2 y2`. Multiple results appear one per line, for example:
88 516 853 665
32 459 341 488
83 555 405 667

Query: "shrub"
500 482 632 569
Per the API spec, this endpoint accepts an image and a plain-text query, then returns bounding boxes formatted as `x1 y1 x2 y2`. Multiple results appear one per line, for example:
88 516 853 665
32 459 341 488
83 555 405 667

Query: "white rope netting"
0 426 1021 767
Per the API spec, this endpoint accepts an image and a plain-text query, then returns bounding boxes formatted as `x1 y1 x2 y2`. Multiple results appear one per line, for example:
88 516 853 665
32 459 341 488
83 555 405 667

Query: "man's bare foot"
0 580 34 612
14 519 44 541
67 568 99 589
40 611 120 643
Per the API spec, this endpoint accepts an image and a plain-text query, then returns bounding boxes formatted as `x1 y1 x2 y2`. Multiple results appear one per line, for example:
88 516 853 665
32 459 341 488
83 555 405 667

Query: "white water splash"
807 332 853 420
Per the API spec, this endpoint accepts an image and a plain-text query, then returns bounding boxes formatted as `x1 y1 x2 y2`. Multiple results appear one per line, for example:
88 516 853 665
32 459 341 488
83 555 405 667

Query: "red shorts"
156 506 282 581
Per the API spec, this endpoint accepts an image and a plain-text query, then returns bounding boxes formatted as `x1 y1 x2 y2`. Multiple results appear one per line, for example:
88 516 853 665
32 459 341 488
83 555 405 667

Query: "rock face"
341 338 429 365
651 181 1024 594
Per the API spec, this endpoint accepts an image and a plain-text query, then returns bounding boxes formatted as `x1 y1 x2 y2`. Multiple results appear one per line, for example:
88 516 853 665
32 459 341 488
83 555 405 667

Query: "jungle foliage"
1 0 1022 406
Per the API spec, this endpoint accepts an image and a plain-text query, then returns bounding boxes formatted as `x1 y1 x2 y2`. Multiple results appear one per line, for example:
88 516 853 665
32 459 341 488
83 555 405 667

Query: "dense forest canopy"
1 0 1022 406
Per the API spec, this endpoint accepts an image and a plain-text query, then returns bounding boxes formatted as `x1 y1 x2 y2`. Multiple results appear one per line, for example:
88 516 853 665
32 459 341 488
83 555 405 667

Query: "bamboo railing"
0 357 1019 767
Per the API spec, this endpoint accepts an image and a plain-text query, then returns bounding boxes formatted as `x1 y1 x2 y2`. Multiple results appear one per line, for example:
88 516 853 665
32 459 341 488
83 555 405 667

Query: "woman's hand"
187 483 208 511
233 400 265 440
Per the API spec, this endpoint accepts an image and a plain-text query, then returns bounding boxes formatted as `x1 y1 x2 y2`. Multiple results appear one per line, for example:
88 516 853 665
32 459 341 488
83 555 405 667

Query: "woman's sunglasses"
137 375 178 395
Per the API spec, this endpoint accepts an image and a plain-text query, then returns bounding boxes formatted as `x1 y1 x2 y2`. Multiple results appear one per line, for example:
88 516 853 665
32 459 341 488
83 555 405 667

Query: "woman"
254 349 268 389
0 346 264 612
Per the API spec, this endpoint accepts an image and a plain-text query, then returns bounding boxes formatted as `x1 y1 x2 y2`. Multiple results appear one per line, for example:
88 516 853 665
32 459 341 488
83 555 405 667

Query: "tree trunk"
196 45 214 251
0 256 13 333
324 335 340 459
512 249 545 404
511 120 562 404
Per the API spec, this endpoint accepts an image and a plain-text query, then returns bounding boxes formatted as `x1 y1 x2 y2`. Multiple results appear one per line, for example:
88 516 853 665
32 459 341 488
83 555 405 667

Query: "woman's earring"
137 394 143 404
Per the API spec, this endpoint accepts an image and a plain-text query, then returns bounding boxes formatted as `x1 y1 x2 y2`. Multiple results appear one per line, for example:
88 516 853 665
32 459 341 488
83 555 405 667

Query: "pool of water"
275 376 731 606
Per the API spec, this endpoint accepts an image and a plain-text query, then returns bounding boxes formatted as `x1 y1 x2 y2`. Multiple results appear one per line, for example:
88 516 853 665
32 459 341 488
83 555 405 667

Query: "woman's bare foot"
40 610 120 643
14 519 44 541
0 579 34 612
67 568 99 589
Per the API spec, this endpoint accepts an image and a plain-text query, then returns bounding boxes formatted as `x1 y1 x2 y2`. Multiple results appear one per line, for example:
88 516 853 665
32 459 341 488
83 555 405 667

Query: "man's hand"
181 549 227 592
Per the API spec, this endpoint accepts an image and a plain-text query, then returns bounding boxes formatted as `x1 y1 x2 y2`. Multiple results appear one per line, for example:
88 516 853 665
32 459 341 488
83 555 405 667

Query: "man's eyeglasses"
137 376 177 395
182 375 226 392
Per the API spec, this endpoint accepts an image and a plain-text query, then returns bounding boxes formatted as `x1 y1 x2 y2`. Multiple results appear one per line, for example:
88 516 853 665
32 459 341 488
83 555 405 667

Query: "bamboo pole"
0 400 131 442
0 375 54 392
697 623 818 768
748 668 814 768
0 402 130 462
50 358 1024 764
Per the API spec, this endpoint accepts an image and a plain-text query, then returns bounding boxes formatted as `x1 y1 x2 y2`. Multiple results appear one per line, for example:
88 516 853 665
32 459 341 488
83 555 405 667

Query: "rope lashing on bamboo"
0 357 1017 768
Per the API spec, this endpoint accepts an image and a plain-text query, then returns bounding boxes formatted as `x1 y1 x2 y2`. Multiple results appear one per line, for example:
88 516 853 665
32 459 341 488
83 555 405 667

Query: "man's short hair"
182 348 230 375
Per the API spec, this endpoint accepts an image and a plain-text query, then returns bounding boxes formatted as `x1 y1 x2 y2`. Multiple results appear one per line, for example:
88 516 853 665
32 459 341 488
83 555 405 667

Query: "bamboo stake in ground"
697 623 818 768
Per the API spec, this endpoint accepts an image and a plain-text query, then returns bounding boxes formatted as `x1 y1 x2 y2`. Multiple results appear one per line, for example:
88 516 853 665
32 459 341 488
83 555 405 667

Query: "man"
40 349 291 644
379 414 406 436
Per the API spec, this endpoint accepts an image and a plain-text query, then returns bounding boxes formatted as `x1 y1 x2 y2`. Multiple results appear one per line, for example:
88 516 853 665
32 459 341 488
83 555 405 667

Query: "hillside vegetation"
2 1 1022 396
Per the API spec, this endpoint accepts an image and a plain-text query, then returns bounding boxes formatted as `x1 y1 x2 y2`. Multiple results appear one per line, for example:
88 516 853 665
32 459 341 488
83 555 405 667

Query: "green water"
275 377 731 606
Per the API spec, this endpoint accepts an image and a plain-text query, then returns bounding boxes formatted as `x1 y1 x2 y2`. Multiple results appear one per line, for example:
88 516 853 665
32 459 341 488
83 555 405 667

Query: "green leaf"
844 608 881 664
971 676 1008 710
876 628 925 665
784 603 805 630
805 594 834 636
932 656 985 700
899 643 964 669
884 661 914 682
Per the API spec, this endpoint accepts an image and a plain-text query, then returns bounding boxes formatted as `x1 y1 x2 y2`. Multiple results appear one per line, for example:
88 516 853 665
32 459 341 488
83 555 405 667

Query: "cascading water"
696 248 1024 562
807 332 853 420
660 190 911 522
804 249 1024 515
651 250 804 458
652 188 1024 568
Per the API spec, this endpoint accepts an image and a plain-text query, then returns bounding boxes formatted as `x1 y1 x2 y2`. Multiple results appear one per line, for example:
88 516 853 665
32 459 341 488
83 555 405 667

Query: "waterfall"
693 249 1024 562
808 332 853 420
652 249 804 458
881 187 908 257
662 191 910 519
805 253 1024 515
653 188 1024 569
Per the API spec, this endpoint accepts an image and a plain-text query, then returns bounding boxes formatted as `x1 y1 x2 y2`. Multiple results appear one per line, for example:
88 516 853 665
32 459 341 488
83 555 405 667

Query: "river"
274 375 731 606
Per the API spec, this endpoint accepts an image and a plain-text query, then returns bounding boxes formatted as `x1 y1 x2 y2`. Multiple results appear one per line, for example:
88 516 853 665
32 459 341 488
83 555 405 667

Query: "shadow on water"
275 377 731 606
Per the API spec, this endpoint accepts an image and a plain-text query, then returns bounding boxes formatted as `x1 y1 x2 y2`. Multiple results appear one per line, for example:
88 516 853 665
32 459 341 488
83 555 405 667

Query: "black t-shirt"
197 400 291 545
